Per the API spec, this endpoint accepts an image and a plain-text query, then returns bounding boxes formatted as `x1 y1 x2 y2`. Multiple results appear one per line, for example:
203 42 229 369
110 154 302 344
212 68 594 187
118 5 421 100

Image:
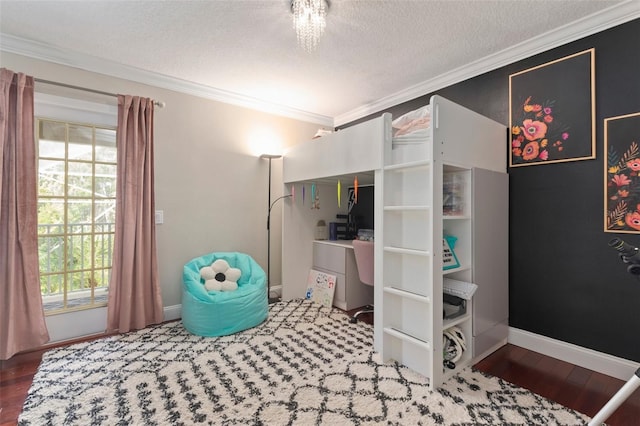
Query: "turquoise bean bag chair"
182 252 268 337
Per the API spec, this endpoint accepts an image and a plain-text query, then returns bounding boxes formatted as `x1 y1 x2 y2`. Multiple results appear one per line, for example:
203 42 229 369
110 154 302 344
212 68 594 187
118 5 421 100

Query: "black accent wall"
339 19 640 361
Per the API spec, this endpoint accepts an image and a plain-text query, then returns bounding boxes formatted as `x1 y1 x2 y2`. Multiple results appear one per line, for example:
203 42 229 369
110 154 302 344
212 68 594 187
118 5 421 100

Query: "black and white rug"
19 299 589 425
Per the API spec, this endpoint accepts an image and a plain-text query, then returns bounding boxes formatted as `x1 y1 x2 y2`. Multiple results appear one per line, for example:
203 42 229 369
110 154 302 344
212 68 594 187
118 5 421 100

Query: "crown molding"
0 33 334 127
334 0 640 126
2 0 637 129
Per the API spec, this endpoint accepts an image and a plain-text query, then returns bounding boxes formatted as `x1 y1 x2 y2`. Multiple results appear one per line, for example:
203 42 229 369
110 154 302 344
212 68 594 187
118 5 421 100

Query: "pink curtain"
0 68 50 360
107 95 163 333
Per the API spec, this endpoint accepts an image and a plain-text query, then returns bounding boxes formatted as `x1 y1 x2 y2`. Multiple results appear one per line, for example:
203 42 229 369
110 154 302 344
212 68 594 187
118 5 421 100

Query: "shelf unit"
377 95 506 390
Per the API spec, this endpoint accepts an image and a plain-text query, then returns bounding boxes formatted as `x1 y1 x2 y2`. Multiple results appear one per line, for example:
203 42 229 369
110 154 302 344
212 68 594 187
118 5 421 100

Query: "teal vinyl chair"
182 252 268 337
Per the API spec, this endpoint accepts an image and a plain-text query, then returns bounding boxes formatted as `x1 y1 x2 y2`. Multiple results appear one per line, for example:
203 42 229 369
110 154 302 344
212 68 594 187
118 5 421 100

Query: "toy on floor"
200 259 240 291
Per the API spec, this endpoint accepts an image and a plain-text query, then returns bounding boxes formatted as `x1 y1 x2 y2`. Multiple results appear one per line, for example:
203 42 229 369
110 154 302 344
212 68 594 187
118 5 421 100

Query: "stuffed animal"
200 259 240 292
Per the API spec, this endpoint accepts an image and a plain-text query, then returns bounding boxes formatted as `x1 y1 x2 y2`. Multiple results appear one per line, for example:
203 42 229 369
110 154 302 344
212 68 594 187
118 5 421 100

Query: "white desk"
312 240 374 310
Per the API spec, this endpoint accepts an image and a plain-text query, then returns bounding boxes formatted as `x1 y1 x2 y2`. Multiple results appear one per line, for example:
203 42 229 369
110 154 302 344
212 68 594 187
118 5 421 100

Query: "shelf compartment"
444 312 471 329
443 170 470 217
442 221 471 270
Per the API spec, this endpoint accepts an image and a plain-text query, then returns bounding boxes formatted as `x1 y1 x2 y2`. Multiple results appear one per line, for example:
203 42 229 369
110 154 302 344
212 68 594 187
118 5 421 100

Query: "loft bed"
281 95 507 390
283 113 390 186
281 114 390 309
281 95 505 302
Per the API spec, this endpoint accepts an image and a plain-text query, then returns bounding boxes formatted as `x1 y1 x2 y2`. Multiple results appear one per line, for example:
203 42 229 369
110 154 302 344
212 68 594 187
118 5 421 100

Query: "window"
37 118 117 313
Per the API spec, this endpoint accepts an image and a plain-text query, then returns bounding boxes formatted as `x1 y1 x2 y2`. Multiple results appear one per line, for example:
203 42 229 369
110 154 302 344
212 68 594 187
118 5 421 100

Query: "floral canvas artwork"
605 112 640 233
509 49 595 167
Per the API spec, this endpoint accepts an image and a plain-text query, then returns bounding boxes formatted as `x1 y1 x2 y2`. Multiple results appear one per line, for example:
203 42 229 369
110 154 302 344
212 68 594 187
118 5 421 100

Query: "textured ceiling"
0 1 637 125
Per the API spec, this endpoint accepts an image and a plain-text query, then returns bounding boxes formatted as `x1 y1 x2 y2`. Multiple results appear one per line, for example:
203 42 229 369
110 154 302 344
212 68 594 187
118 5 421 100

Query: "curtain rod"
34 78 166 108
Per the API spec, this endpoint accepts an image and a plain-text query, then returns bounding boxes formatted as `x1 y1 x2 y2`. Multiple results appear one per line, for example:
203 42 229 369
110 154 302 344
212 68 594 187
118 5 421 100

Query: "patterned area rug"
19 299 589 425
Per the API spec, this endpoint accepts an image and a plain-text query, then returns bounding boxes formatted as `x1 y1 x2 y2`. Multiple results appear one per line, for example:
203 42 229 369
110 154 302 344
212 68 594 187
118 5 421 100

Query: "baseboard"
508 327 637 381
163 304 182 321
270 285 282 298
472 337 508 365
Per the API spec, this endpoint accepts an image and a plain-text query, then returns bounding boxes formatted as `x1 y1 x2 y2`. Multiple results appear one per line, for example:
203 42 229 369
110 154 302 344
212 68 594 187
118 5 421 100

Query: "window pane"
94 268 111 288
95 199 116 224
94 234 114 269
38 159 65 196
95 222 115 234
39 139 66 159
38 235 65 274
68 143 93 161
95 128 116 162
66 200 92 229
67 234 90 272
67 223 92 234
38 199 64 231
67 271 89 293
68 124 93 161
67 161 93 197
40 273 64 296
39 120 67 143
95 163 116 197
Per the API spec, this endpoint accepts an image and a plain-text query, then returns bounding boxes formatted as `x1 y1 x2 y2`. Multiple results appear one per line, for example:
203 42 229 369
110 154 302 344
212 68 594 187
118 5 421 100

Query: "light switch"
155 210 164 224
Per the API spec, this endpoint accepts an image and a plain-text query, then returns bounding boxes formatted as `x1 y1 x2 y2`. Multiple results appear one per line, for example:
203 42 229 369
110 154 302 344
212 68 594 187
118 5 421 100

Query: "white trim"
269 285 283 299
334 0 640 126
2 2 637 127
35 92 117 127
473 338 508 365
1 33 333 127
163 304 182 322
45 306 108 343
508 327 638 381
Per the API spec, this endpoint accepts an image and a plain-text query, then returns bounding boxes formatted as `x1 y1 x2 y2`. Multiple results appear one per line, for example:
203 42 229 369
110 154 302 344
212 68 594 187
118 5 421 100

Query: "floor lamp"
261 154 291 304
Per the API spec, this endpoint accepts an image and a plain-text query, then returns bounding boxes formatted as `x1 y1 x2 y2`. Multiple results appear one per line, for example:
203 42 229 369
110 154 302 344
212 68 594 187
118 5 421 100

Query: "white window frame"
35 92 117 342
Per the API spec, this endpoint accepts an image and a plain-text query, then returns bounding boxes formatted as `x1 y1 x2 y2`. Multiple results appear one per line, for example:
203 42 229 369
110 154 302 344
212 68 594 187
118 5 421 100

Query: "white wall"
1 51 320 313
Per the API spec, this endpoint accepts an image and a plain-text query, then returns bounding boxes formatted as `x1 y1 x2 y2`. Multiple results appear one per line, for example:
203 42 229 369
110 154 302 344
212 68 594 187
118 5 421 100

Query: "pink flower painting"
510 96 570 165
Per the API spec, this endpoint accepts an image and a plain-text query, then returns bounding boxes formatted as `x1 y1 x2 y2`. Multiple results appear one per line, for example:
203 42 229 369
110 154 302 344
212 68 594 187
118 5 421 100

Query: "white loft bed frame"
281 95 504 304
281 95 506 389
281 113 390 303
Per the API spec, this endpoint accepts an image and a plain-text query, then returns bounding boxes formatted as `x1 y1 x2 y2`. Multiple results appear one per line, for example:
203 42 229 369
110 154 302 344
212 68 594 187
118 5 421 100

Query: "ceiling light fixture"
291 0 328 52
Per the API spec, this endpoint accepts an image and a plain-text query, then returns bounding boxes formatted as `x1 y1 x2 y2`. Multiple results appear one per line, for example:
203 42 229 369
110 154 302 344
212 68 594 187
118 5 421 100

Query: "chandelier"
291 0 328 52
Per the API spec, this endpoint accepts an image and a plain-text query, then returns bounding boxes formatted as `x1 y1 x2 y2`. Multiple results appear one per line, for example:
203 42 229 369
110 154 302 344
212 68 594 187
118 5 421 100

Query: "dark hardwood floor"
1 310 639 425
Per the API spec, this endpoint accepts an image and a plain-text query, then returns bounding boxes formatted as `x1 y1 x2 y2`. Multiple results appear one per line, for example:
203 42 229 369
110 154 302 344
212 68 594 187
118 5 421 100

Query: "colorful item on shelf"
312 184 320 209
354 176 358 203
337 179 341 208
443 235 460 270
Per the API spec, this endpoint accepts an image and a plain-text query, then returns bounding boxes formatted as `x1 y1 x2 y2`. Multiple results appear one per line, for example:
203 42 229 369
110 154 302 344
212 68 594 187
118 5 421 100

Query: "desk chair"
350 239 374 323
